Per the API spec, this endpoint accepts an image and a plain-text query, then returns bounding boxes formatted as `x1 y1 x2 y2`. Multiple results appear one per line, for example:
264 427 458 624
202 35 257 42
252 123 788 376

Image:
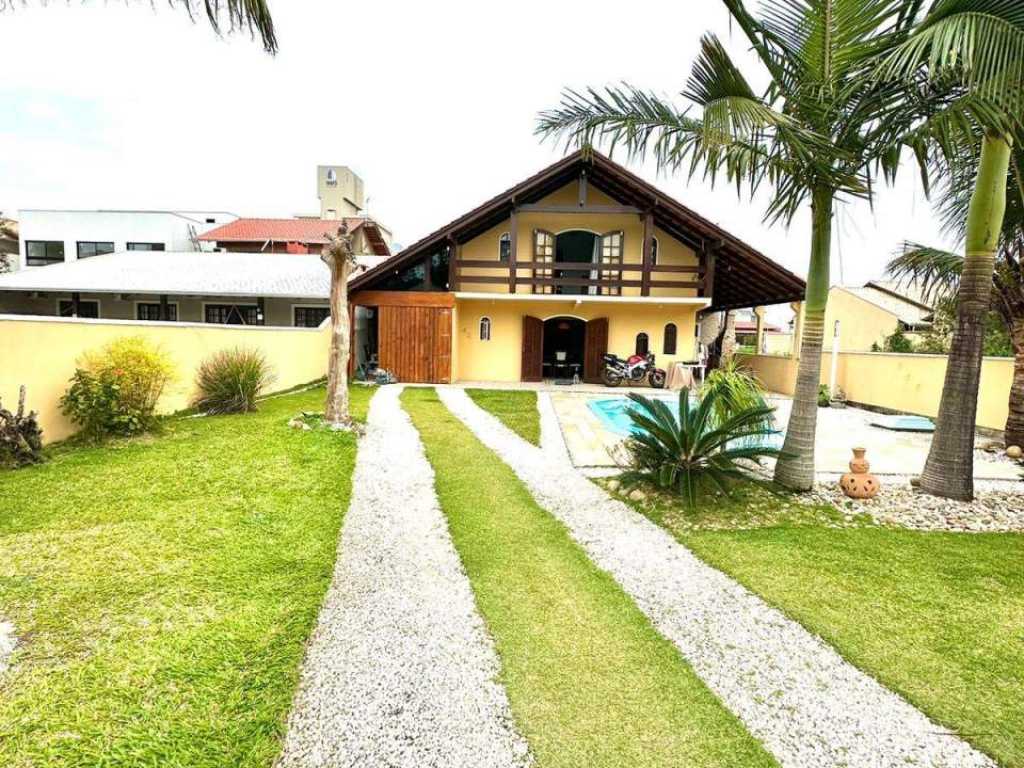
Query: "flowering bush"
60 337 174 440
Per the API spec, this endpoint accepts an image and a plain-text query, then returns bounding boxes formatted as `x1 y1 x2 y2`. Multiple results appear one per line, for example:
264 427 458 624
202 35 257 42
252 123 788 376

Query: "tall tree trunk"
1006 318 1024 449
324 258 353 426
774 186 833 491
921 134 1013 500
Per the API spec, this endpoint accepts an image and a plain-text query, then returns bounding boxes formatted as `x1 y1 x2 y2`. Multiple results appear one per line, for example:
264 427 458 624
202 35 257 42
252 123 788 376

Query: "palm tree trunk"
774 186 833 491
920 133 1013 500
1006 318 1024 449
324 259 352 426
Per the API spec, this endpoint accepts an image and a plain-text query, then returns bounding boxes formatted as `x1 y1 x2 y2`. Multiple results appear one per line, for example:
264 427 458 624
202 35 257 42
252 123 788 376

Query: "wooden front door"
584 317 609 383
378 305 452 383
521 315 543 381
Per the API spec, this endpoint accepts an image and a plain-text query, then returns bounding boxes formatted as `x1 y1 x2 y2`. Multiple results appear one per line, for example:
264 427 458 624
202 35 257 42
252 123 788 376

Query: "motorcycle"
601 352 666 388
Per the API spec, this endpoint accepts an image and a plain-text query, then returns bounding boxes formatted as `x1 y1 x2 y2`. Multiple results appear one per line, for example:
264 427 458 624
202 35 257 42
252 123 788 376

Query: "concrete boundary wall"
743 351 1013 433
1 314 329 442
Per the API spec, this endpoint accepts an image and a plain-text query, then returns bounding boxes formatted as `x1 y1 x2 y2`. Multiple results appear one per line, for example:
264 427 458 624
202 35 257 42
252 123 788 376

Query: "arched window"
479 316 492 341
663 323 677 355
635 332 649 355
499 232 511 262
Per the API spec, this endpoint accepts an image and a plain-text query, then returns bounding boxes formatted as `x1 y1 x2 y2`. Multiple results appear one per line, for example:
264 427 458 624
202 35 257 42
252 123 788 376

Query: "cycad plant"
626 388 781 507
538 0 919 491
879 0 1024 498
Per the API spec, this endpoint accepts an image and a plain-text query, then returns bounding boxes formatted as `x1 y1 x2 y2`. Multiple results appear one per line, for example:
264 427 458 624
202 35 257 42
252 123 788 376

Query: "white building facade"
15 209 238 271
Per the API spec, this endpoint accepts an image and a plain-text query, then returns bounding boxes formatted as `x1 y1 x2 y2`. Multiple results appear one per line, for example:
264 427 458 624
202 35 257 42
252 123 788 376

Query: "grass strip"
679 526 1024 768
402 387 775 768
465 388 541 446
0 385 373 768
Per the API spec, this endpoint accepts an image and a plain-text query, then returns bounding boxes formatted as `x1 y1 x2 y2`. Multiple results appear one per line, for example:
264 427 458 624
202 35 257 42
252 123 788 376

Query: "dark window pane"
635 332 649 355
58 300 99 318
380 262 426 291
499 233 511 263
26 240 65 266
205 304 258 325
294 306 330 327
663 323 677 355
77 241 115 259
430 248 450 290
137 303 177 321
127 242 166 251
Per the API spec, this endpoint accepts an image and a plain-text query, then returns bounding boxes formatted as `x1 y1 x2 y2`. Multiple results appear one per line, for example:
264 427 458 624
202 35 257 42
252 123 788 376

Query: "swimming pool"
588 396 784 449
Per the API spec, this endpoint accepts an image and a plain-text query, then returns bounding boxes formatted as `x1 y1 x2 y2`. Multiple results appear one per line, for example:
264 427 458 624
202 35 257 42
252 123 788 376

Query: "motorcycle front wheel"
602 369 623 387
648 370 667 389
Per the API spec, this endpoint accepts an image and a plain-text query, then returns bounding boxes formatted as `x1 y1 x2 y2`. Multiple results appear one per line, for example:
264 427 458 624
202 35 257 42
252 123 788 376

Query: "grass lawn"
0 384 372 768
403 388 775 768
465 388 541 446
611 473 1024 768
680 527 1024 768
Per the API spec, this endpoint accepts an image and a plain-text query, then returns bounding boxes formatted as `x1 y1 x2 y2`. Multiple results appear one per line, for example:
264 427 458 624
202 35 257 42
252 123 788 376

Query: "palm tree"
537 0 917 491
20 0 277 52
887 143 1024 448
322 224 358 429
879 0 1024 498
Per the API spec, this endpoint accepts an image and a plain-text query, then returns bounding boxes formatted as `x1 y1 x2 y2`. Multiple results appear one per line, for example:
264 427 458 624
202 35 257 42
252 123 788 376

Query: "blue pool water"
588 396 785 450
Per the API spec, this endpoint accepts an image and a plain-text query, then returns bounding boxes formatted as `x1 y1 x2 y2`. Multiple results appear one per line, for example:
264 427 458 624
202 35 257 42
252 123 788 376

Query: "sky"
1 0 960 307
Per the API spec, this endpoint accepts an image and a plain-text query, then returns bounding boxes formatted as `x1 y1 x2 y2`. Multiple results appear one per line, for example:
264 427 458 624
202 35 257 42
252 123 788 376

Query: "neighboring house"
15 209 238 271
822 281 934 351
0 250 330 327
732 308 783 351
198 217 392 268
347 151 805 384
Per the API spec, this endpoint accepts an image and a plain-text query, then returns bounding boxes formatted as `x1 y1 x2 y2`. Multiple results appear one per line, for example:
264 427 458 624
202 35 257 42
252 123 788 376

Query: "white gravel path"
277 385 531 768
0 620 15 675
439 386 996 768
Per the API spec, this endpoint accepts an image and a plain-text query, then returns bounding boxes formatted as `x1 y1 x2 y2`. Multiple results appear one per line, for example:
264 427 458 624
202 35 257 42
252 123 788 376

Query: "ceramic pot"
840 447 880 499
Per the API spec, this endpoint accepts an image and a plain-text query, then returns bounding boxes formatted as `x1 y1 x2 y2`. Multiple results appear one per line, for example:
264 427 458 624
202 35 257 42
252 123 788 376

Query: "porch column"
754 306 766 353
160 294 170 322
789 301 803 358
71 291 81 318
256 297 266 326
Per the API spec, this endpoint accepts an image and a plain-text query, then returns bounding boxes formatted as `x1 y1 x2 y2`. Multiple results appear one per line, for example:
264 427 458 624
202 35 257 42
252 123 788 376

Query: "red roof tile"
200 217 366 245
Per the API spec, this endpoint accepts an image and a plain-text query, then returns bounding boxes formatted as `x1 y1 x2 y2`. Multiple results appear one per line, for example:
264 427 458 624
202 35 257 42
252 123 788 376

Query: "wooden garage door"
378 305 452 383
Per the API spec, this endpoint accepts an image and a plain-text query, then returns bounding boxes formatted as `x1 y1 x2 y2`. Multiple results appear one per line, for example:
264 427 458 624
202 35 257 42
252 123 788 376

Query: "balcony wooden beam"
516 204 642 215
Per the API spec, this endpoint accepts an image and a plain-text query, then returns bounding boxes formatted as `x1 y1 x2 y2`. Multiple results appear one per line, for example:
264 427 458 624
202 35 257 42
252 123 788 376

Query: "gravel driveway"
439 386 995 768
277 385 530 768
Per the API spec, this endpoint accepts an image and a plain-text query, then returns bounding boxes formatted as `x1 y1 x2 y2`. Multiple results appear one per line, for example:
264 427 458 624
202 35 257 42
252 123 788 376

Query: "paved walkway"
439 386 996 768
277 386 530 768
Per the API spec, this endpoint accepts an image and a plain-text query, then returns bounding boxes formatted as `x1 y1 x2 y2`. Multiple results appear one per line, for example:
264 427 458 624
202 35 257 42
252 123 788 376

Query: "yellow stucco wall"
818 287 903 351
742 351 1013 432
0 315 330 443
457 182 699 298
455 298 702 382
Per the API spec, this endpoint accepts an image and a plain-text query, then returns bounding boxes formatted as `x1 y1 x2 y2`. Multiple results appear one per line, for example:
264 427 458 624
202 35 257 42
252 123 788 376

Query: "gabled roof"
0 251 332 299
199 217 391 256
350 150 806 311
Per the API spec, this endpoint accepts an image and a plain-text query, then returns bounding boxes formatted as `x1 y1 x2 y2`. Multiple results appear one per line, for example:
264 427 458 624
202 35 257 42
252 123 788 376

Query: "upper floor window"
127 242 166 251
663 323 677 355
499 232 511 263
326 168 338 185
651 236 659 265
479 316 491 341
635 332 650 355
26 240 65 266
77 241 115 259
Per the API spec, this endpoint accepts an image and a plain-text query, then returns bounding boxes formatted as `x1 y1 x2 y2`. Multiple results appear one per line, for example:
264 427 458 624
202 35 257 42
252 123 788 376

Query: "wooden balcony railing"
451 259 708 296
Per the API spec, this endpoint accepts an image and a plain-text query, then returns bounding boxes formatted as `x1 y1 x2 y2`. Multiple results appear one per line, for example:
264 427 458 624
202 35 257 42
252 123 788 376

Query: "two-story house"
348 151 806 383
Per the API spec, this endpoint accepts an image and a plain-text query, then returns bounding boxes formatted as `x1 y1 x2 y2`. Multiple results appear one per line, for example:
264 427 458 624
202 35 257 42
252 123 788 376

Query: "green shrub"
193 348 275 414
625 387 782 507
60 337 174 441
818 384 831 407
703 358 769 426
883 325 915 353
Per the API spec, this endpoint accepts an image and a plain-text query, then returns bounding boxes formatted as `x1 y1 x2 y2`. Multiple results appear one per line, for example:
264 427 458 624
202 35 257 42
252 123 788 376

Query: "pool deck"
546 389 1022 481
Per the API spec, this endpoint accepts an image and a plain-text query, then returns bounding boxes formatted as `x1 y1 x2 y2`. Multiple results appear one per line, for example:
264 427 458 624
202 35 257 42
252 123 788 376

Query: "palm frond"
887 242 965 302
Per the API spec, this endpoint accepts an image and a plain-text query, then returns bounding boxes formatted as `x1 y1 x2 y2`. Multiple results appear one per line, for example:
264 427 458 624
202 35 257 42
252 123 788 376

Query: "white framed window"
479 316 492 341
